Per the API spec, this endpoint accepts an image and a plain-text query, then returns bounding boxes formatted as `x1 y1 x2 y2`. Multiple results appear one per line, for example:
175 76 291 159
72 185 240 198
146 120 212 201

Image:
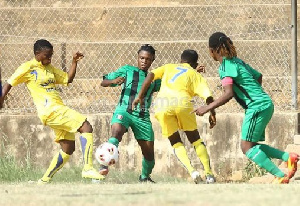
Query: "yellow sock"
79 133 94 169
192 139 213 175
173 142 195 174
41 149 70 181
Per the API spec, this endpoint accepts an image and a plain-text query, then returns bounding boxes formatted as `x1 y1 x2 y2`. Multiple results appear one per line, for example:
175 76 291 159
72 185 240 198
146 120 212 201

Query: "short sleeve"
245 64 262 80
7 62 31 86
51 66 68 86
191 72 212 99
103 66 127 80
152 65 166 80
103 66 127 87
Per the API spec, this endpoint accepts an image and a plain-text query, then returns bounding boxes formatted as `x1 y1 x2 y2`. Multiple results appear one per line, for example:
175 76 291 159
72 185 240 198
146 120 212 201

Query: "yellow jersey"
152 63 211 109
7 58 68 118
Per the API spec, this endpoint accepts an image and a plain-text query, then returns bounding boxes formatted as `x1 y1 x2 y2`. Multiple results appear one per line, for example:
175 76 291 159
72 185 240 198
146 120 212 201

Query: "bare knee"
241 140 257 154
78 120 93 133
185 130 200 144
60 140 75 155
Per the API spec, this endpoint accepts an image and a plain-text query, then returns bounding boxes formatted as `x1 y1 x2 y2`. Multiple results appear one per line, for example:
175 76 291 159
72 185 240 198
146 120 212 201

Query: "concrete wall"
0 112 297 181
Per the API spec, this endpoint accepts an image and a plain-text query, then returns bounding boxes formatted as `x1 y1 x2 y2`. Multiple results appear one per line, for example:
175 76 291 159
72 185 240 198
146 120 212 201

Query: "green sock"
246 145 285 177
141 158 155 179
259 144 289 161
108 137 119 147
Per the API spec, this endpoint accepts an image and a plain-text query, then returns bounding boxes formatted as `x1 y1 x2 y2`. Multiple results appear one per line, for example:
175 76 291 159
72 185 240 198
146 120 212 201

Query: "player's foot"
287 152 299 179
139 175 156 183
82 166 105 180
37 177 51 185
272 175 289 184
191 171 202 184
99 165 109 176
205 174 216 184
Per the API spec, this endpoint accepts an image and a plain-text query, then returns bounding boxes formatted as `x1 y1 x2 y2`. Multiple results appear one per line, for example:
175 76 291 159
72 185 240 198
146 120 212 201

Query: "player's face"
36 48 53 65
138 51 154 71
209 48 218 61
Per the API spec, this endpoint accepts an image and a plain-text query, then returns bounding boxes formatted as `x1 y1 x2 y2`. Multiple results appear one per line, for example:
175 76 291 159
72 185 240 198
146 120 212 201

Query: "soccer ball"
95 142 119 166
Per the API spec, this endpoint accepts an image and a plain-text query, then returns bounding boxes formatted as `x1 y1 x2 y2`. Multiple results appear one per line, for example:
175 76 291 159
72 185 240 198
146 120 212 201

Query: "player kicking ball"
192 32 299 184
100 44 161 183
0 39 104 183
133 49 216 184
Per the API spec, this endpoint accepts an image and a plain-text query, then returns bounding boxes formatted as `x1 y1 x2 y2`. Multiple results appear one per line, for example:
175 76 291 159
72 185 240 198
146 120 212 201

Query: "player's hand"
112 77 125 85
209 113 216 129
0 96 4 109
196 64 206 73
131 97 144 111
191 105 210 116
73 51 84 62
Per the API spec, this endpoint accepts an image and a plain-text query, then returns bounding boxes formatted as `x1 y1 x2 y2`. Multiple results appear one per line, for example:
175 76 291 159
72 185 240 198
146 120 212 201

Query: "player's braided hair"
34 39 53 55
209 32 237 59
138 44 156 60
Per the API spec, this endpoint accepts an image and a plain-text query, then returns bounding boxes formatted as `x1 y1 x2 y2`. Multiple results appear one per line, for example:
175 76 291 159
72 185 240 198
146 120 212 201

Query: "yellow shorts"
43 105 86 143
154 107 197 138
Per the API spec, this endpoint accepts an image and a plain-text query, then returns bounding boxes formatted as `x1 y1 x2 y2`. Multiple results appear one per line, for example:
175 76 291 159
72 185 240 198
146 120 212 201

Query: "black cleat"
139 175 156 183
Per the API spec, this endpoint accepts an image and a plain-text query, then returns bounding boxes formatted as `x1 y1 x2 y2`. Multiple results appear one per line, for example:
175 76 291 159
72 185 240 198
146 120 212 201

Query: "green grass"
0 154 184 184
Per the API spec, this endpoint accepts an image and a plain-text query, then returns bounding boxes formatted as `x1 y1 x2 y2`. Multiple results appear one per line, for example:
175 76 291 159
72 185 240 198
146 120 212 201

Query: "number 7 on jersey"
169 67 187 83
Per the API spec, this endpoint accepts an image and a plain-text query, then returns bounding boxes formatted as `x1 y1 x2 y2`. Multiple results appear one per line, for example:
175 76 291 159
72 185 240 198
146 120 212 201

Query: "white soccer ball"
95 142 119 166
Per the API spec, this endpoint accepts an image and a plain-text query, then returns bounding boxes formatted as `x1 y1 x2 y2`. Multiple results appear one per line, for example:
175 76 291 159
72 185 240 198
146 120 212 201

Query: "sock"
108 137 119 148
79 133 94 169
173 142 194 174
259 144 289 161
246 145 285 177
192 139 213 176
141 158 155 179
41 149 70 181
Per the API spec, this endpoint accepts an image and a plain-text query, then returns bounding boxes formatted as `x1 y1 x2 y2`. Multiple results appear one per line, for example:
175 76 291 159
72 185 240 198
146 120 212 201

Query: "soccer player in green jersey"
100 44 161 183
192 32 299 184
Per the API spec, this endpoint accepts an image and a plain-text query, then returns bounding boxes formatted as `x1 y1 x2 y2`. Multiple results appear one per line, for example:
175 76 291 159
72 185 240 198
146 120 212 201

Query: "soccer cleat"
37 177 51 185
82 166 105 180
287 153 299 179
205 174 216 184
272 175 289 184
139 175 156 183
99 165 109 176
191 171 202 184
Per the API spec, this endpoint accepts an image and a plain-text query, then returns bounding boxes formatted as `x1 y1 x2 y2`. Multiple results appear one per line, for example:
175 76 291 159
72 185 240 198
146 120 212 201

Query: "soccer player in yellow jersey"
0 39 105 183
132 50 217 183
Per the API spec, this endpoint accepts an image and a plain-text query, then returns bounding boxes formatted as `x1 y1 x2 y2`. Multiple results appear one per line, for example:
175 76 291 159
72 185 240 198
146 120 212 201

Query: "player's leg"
242 105 289 183
45 106 104 180
131 115 155 183
38 131 74 184
137 140 155 183
98 122 127 175
155 109 198 182
185 130 215 183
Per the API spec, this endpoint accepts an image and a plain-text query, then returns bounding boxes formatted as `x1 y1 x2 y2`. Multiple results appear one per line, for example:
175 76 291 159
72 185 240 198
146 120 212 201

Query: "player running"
192 32 299 184
132 49 216 184
0 39 104 183
100 44 161 183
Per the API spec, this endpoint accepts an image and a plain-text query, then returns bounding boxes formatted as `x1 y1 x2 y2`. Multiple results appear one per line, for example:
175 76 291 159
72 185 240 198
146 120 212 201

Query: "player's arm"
67 51 84 83
0 83 12 109
192 77 234 116
132 72 154 110
101 77 125 87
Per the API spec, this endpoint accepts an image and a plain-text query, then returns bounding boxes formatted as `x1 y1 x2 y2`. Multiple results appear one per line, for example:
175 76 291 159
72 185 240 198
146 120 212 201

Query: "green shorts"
111 109 154 141
241 103 274 142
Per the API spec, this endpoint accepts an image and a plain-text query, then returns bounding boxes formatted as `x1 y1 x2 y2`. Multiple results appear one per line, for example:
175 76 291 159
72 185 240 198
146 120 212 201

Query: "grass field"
1 182 300 206
1 156 300 206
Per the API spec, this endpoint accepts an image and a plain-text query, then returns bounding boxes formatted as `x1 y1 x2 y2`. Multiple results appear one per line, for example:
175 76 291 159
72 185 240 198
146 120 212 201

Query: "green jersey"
218 57 272 110
104 65 161 117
